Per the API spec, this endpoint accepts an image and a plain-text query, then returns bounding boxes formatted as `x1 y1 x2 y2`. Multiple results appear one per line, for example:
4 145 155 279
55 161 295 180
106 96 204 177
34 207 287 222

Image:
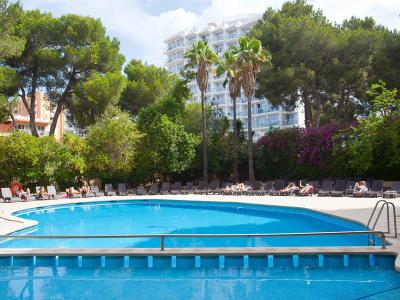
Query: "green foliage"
69 72 126 128
0 0 25 59
183 41 219 73
255 128 302 179
0 131 42 184
332 83 400 179
120 59 176 116
146 115 199 175
0 131 85 189
251 0 399 128
84 107 140 182
3 8 125 135
135 82 200 181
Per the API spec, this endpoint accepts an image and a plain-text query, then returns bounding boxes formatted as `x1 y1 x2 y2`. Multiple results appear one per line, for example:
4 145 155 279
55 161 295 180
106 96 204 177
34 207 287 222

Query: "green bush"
0 131 85 189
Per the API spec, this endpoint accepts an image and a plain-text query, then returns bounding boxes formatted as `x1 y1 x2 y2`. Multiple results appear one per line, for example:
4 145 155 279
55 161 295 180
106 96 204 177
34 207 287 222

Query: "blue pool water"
0 200 399 299
0 263 399 299
2 200 376 248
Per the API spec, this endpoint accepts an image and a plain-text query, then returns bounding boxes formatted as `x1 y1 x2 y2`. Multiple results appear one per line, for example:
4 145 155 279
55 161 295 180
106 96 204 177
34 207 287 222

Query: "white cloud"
22 0 400 66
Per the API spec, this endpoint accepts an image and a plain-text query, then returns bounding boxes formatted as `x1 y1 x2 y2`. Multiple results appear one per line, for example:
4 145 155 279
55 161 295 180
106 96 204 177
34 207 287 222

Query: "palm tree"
236 37 271 182
184 41 219 183
216 47 241 183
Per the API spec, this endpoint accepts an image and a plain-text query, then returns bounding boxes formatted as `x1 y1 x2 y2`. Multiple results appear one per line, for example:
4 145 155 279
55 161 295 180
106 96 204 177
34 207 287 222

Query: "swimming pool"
0 200 399 299
0 255 399 299
2 200 377 248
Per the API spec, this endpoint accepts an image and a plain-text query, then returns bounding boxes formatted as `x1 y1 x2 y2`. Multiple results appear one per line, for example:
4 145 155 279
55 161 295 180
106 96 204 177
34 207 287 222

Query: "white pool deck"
0 194 399 269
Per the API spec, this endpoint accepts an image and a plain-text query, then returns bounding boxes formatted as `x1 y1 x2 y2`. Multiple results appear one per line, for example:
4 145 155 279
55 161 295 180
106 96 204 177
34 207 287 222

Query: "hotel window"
176 39 183 47
214 44 223 54
214 31 223 41
187 36 196 45
176 51 183 59
228 29 237 39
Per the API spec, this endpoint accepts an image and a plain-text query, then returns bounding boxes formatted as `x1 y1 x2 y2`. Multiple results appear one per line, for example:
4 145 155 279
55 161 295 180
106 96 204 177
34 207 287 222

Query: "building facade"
1 91 64 140
164 15 304 140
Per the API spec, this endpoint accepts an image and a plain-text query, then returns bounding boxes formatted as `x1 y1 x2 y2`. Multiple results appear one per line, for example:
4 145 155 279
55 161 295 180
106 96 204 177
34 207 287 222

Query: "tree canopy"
119 59 176 116
2 8 125 135
251 0 400 128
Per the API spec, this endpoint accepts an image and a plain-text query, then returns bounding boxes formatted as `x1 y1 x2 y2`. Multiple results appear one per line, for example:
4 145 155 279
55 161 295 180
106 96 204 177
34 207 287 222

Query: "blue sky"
21 0 400 66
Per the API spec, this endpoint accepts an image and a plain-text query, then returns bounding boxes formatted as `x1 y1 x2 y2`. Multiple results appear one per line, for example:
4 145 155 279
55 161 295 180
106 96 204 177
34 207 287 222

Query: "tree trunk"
314 98 322 129
49 80 74 136
49 103 63 136
247 95 255 182
25 68 40 137
10 114 16 130
232 96 239 183
200 89 208 183
302 94 311 128
336 87 345 122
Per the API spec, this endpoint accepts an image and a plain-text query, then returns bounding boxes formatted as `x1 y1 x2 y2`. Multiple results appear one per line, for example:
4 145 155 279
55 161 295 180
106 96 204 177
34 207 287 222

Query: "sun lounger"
244 181 255 195
365 180 383 198
136 185 146 195
35 186 50 200
263 181 274 194
222 182 234 195
330 180 346 197
160 182 170 195
47 186 64 199
148 183 159 195
1 188 21 203
344 180 355 196
352 181 371 197
297 180 318 196
279 181 297 196
170 182 182 195
181 182 193 194
193 181 207 194
246 181 264 196
219 182 232 195
318 180 334 197
206 181 220 194
90 185 105 197
117 183 128 196
383 181 400 199
104 184 117 196
270 179 284 196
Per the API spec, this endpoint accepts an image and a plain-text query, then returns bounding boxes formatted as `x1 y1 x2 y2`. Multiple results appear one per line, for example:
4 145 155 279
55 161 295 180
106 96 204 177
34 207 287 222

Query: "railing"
368 200 398 238
0 231 386 251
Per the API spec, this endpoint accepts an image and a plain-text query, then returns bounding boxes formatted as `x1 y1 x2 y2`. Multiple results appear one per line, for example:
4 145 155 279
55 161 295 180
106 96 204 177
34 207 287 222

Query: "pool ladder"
367 200 398 239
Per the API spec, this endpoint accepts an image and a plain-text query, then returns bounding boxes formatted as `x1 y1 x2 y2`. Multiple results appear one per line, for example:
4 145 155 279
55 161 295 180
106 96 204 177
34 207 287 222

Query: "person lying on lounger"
280 183 299 193
223 183 249 193
299 182 314 194
354 181 368 192
10 177 30 201
66 187 81 198
79 182 90 195
222 185 233 193
37 186 49 200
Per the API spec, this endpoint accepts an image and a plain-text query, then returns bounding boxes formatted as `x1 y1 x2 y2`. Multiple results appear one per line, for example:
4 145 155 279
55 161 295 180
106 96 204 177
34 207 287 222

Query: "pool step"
0 254 396 268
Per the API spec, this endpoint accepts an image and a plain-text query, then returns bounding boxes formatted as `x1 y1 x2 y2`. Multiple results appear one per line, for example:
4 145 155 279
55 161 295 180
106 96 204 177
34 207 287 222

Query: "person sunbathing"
280 183 299 193
66 187 81 198
299 183 314 195
10 177 30 201
37 186 49 200
79 183 90 196
222 185 233 193
354 181 368 192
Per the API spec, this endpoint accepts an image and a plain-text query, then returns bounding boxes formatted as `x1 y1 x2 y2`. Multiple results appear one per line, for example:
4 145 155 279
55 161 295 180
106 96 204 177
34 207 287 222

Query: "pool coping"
0 194 399 270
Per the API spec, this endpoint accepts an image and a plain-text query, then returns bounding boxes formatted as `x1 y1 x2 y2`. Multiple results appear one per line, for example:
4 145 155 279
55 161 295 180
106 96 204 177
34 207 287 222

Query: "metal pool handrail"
0 230 386 250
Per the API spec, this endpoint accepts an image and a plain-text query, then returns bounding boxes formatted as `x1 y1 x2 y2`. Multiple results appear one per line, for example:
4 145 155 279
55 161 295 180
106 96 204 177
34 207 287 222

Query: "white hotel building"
164 15 304 140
